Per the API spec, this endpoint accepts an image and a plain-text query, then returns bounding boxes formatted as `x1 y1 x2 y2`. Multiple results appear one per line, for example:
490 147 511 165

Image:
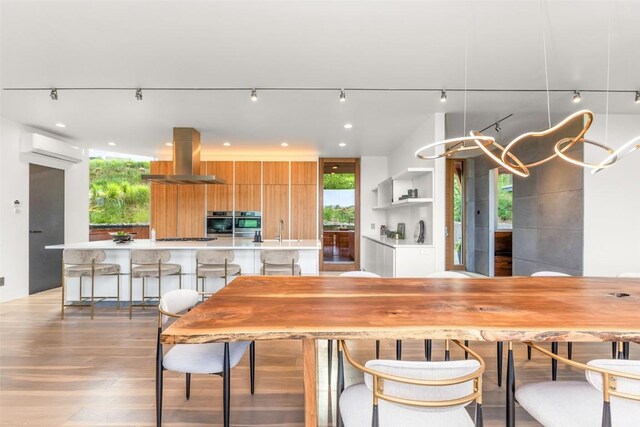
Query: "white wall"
584 114 640 276
0 118 89 302
359 156 388 266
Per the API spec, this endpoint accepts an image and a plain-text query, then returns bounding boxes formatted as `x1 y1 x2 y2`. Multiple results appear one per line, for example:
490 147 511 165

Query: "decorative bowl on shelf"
108 231 135 243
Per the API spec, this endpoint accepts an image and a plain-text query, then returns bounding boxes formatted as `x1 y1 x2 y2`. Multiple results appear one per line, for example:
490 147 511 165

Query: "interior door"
29 164 65 294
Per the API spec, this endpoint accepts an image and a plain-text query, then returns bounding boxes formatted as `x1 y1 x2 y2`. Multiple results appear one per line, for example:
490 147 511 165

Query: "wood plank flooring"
1 287 632 426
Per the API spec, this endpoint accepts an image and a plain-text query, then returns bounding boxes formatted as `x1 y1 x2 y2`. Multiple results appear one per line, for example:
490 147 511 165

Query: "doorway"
29 164 65 294
445 159 466 270
488 167 513 277
319 158 360 271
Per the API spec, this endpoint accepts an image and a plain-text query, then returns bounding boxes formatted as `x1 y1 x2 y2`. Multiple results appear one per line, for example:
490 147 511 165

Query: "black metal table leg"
396 340 402 360
623 342 630 360
506 342 515 427
223 343 230 427
328 340 333 385
424 339 432 361
497 342 503 387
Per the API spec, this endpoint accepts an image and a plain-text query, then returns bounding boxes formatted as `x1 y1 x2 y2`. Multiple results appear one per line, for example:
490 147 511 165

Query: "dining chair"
196 250 241 294
613 272 639 360
260 250 301 275
156 289 255 427
531 271 572 380
516 342 640 427
330 271 383 385
337 339 485 427
61 249 120 319
130 249 182 319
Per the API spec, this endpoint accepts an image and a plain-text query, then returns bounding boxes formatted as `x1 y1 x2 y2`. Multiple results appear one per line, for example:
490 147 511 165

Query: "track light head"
635 91 640 104
440 90 447 103
251 89 258 102
50 88 58 100
495 123 501 133
135 88 143 100
339 89 346 102
573 90 581 103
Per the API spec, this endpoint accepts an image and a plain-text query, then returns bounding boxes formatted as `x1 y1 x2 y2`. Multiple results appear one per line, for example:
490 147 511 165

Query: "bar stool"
196 250 241 293
260 250 301 275
61 249 120 319
129 249 181 319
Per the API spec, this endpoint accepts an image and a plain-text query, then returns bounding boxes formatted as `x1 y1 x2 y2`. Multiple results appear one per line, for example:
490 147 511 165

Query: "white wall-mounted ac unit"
21 133 84 164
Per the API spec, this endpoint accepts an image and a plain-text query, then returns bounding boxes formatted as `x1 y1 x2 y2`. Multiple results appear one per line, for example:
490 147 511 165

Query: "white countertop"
46 238 321 250
362 234 434 249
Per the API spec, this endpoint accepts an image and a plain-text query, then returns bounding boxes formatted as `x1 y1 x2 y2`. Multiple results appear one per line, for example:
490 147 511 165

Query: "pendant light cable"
604 0 613 146
540 0 551 128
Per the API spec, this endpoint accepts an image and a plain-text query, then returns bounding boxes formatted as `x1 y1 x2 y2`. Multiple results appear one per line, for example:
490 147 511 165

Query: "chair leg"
497 342 503 387
327 340 333 385
602 401 612 427
337 342 345 427
375 340 380 359
623 342 630 360
250 341 255 395
396 340 402 360
506 342 515 427
223 343 230 427
567 342 573 360
612 342 617 359
464 340 469 360
185 373 191 400
372 403 379 427
444 340 450 361
475 402 484 427
424 339 432 361
527 345 532 360
156 365 163 427
551 342 558 381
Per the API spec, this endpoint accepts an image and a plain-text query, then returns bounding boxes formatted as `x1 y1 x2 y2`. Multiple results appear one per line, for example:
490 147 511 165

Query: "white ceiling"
2 0 639 158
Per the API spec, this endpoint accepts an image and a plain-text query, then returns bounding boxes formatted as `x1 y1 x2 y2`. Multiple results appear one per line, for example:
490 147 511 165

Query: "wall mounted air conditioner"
21 133 84 164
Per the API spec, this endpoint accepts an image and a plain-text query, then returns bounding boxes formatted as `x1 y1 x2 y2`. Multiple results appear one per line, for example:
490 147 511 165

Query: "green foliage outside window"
323 173 355 189
497 173 513 224
89 159 150 224
323 173 355 228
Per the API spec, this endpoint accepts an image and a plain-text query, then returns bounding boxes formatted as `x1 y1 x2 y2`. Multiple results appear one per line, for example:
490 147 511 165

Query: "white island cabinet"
46 239 320 301
363 235 435 278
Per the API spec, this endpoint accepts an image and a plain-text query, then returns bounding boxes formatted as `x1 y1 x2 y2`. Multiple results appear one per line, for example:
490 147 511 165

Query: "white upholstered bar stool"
61 249 121 319
260 250 301 275
531 270 572 379
196 250 241 294
130 249 181 319
338 340 485 427
516 346 640 427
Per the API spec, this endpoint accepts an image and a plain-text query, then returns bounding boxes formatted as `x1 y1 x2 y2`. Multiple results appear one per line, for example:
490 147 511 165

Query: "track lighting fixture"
251 89 258 102
135 88 143 100
572 90 581 103
50 88 58 100
636 91 640 104
495 123 501 133
339 89 346 102
440 90 447 103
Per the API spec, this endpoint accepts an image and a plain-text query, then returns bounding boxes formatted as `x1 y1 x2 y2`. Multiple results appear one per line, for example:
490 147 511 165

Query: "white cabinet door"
395 247 435 277
363 237 377 274
382 244 395 277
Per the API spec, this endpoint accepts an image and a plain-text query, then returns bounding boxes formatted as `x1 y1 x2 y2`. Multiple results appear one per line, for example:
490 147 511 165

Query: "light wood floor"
1 288 631 426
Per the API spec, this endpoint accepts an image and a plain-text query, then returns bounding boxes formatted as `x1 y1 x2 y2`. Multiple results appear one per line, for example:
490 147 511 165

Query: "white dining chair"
156 289 255 427
516 344 640 427
338 339 485 427
531 271 572 379
330 271 382 385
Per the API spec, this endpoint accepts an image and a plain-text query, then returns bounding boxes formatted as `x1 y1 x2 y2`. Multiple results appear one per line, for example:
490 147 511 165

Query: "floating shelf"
372 198 433 210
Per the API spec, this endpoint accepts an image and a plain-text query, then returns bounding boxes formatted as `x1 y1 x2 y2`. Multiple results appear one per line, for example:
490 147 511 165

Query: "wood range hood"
142 128 225 185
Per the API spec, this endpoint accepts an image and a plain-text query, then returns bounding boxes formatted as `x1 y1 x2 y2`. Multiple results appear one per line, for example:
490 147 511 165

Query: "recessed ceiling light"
339 142 346 147
281 142 289 147
55 123 66 128
223 142 231 146
344 123 353 129
107 142 116 146
165 142 173 147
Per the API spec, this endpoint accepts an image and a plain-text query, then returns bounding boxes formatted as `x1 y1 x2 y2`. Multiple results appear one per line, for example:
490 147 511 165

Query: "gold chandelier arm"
554 138 617 169
415 136 495 160
471 131 530 177
500 110 594 168
591 135 640 174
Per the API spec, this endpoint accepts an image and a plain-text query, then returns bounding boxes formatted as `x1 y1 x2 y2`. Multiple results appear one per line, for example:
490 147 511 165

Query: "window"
497 172 513 230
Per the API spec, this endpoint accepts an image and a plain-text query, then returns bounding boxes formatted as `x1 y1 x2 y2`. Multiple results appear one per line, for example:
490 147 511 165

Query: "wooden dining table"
160 275 640 427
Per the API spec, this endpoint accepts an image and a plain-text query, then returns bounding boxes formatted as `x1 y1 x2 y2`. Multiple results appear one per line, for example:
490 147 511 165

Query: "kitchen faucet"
277 219 284 242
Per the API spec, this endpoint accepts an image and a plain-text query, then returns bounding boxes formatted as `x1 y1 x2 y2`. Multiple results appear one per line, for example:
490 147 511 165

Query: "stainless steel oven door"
206 211 233 236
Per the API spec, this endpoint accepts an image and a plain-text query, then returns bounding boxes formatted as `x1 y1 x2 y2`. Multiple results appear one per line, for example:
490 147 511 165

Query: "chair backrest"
425 271 470 279
618 272 640 278
363 359 481 411
159 289 199 325
63 249 106 264
339 271 381 278
531 271 571 277
131 249 171 265
197 249 234 265
261 250 299 264
586 359 640 393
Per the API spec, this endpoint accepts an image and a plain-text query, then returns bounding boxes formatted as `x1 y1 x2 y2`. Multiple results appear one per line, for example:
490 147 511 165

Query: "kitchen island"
46 238 321 300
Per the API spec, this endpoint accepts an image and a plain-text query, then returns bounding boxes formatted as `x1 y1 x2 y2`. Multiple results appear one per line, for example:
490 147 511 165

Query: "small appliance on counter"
414 220 425 243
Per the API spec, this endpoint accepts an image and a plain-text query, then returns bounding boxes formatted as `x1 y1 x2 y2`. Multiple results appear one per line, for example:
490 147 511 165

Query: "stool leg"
142 277 146 310
61 266 66 320
90 270 95 320
116 274 121 310
129 272 133 319
328 340 333 385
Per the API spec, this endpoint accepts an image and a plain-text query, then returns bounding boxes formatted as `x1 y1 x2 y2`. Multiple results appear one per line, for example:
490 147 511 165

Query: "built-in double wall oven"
234 211 261 238
206 211 261 238
206 211 233 237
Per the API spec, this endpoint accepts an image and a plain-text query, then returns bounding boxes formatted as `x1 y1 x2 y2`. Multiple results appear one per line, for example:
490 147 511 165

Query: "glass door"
319 158 360 271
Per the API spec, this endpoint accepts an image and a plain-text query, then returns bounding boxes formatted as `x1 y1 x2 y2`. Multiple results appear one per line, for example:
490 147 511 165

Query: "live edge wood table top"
161 275 640 345
160 276 640 427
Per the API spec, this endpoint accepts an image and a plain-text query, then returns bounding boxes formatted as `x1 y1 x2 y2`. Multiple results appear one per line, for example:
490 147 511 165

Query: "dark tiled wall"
471 121 584 276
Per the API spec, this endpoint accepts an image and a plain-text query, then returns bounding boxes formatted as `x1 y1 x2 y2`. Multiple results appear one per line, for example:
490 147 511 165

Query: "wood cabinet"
234 161 261 211
263 162 289 185
177 184 205 237
235 161 261 185
263 184 289 240
150 161 177 238
291 184 317 239
291 161 317 185
205 161 233 211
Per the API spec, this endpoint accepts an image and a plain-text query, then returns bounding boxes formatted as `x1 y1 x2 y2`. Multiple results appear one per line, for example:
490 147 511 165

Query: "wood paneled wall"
206 161 233 211
235 161 261 211
263 184 289 240
150 161 177 238
290 161 317 239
